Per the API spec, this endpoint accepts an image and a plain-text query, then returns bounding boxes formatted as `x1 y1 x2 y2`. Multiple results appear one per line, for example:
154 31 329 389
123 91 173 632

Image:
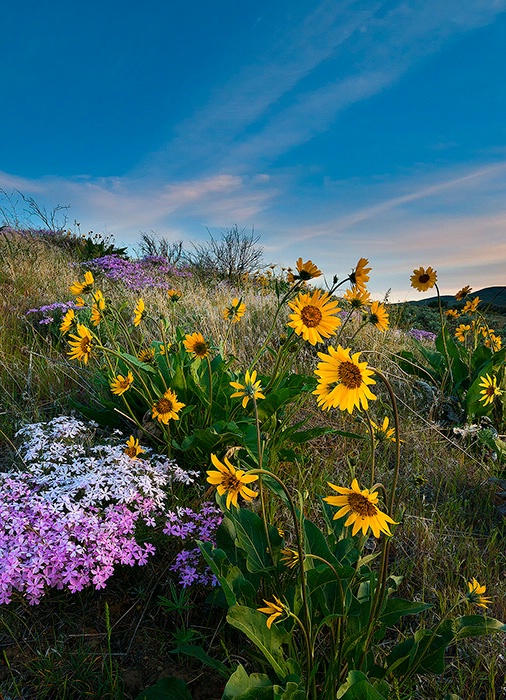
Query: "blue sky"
1 0 505 299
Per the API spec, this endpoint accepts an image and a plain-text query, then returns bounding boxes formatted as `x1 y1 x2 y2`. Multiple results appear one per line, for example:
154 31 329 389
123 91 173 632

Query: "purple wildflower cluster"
86 254 191 292
26 300 80 325
163 504 223 587
406 328 437 343
0 476 155 604
0 416 198 604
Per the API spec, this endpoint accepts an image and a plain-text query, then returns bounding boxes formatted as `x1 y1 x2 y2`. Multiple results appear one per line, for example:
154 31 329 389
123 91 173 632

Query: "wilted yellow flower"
349 258 371 292
455 324 471 343
124 435 144 459
183 332 210 358
280 548 300 569
366 300 389 332
484 334 502 351
75 296 85 307
445 309 460 319
466 578 492 609
67 324 94 364
110 371 134 396
93 289 105 309
230 369 266 408
323 478 397 538
314 345 376 414
167 289 182 302
462 297 480 314
287 289 341 345
138 348 155 363
478 374 503 406
60 309 75 334
70 271 94 295
343 286 372 309
370 416 399 443
90 290 105 326
287 257 322 282
410 266 437 292
223 298 246 323
455 285 472 301
257 597 286 629
151 388 185 423
133 298 145 326
206 453 258 509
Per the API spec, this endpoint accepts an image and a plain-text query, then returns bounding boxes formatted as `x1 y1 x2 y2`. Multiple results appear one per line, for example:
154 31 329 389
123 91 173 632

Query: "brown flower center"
222 473 240 491
337 361 363 389
300 304 322 327
124 446 137 458
194 341 208 356
347 492 377 517
80 337 91 353
156 398 173 414
419 273 430 283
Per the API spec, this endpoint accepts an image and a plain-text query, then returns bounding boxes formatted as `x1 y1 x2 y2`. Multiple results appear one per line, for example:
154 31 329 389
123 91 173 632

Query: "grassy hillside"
0 228 505 700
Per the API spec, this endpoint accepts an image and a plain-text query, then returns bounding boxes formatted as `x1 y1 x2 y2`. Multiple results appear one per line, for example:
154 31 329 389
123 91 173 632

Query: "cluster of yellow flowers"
410 265 503 408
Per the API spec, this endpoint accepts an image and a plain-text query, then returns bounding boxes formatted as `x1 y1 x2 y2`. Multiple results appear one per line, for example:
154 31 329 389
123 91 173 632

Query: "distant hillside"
407 286 506 310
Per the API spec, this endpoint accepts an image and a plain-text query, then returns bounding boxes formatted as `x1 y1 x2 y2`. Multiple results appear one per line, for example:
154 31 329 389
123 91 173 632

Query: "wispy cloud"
258 161 506 297
0 170 276 242
143 0 506 176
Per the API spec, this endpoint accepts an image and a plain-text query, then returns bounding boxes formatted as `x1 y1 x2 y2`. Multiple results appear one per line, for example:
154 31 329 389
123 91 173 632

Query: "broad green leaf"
119 352 157 374
337 671 389 699
379 598 432 627
198 543 238 607
435 326 468 391
230 507 280 574
134 676 193 700
386 625 453 677
452 615 506 639
272 681 305 699
227 606 289 680
223 664 273 700
303 518 341 568
307 566 345 619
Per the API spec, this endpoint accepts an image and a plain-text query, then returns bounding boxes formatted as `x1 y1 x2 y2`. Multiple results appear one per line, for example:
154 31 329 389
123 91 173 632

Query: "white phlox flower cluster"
12 415 199 510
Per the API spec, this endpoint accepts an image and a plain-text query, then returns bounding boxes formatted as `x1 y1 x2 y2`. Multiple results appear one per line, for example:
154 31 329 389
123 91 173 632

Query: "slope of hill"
407 286 506 309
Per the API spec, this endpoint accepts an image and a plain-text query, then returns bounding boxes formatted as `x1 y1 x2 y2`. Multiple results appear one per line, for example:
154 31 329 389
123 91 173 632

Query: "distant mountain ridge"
407 286 506 309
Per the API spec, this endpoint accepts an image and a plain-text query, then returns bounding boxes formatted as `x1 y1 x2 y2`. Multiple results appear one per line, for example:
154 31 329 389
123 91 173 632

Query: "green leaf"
119 352 157 374
272 681 305 699
435 326 468 390
379 598 432 627
222 664 273 700
452 615 506 639
227 606 289 680
307 566 347 620
386 624 453 677
198 543 238 607
170 644 230 678
230 507 280 574
303 518 341 568
134 676 193 700
337 671 389 699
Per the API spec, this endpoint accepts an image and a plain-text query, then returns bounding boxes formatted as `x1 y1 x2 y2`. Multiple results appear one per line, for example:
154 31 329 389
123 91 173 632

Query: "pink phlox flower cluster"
163 503 223 588
0 416 197 604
